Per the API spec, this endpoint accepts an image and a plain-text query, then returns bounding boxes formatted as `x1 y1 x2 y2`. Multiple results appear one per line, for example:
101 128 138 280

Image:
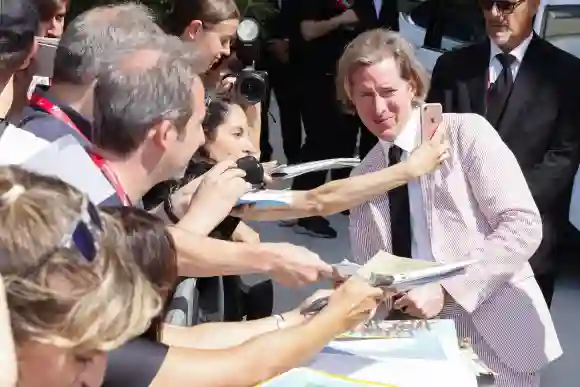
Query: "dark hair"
101 206 178 341
32 0 68 22
141 99 238 211
164 0 240 36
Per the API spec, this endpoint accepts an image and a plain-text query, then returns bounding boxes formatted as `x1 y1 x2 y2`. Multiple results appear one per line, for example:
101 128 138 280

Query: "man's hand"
181 160 252 235
393 283 445 319
261 243 334 287
336 9 359 25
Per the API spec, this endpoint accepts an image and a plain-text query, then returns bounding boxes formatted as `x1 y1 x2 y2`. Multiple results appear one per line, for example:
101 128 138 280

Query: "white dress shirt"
379 108 434 262
488 33 533 85
373 0 383 17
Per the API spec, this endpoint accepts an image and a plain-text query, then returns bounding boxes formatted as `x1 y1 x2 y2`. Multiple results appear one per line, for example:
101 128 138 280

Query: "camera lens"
238 74 266 105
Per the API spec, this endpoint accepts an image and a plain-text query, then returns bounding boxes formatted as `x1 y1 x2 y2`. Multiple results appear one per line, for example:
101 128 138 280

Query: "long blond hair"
0 166 161 353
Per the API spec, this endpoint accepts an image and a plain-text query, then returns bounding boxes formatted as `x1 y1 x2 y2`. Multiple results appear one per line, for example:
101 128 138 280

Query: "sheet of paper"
337 252 475 292
237 189 293 208
304 320 477 387
21 135 115 204
261 368 396 386
271 158 361 180
0 125 50 165
356 252 440 278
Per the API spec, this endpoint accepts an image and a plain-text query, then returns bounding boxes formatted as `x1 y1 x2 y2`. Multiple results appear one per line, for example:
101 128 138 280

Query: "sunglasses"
58 195 104 262
479 0 525 13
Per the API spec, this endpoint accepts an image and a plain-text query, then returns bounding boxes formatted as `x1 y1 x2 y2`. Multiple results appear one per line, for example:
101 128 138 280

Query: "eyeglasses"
479 0 525 14
58 195 104 262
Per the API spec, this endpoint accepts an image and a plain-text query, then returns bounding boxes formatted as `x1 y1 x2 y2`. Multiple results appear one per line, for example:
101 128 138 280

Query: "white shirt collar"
379 107 421 154
489 33 533 65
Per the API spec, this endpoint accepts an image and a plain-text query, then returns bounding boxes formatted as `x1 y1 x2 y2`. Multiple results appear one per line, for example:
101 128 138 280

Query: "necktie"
388 145 412 258
486 53 516 126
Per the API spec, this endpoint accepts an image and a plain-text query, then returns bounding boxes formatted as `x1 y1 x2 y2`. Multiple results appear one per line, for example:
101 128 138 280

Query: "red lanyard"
29 93 132 206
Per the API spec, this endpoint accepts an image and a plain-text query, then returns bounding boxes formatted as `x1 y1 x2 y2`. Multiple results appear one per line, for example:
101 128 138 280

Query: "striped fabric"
349 113 562 387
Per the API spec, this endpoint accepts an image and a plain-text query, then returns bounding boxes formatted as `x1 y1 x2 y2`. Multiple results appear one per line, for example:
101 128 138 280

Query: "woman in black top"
144 98 273 322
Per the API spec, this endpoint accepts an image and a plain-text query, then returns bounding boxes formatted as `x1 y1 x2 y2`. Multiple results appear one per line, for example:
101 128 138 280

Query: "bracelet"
273 314 286 330
163 196 181 224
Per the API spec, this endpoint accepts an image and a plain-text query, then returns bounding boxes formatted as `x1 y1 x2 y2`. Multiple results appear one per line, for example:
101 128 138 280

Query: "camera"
231 18 268 105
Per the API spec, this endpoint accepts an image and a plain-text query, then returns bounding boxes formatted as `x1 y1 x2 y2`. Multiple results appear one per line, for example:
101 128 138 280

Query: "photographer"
0 0 39 121
145 99 273 322
164 0 263 150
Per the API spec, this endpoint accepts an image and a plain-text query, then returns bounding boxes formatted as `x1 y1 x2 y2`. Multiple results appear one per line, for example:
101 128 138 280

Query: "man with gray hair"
17 2 174 143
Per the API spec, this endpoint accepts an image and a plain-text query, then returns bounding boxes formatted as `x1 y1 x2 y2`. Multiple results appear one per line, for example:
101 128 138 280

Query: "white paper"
271 158 361 180
21 135 115 204
569 166 580 231
333 254 476 292
266 320 478 387
0 124 50 165
237 189 293 208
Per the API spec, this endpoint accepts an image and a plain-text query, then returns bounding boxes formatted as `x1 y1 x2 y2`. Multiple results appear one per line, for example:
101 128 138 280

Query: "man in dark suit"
427 0 580 307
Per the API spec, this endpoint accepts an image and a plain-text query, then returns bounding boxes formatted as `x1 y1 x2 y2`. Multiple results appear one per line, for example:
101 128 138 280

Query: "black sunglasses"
479 0 525 14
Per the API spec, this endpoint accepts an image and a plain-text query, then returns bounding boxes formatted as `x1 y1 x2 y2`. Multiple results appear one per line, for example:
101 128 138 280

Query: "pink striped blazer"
349 113 562 372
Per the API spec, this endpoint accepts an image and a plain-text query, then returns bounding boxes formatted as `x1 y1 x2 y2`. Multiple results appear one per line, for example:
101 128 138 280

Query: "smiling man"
427 0 580 307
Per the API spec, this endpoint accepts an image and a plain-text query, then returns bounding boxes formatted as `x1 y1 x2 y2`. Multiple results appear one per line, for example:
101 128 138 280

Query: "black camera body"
231 18 268 105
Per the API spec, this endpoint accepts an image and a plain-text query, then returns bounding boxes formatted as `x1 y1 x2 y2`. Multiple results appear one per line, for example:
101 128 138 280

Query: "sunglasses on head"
58 195 104 262
479 0 525 13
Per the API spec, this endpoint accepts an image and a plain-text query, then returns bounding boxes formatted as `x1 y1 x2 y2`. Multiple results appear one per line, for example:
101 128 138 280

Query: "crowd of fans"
3 0 575 385
0 0 449 386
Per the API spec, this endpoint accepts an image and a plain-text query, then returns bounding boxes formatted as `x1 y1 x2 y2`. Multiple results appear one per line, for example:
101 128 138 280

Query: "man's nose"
372 95 386 115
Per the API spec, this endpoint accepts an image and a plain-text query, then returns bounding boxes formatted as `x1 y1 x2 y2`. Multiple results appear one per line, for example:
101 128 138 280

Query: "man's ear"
150 120 177 151
185 20 203 40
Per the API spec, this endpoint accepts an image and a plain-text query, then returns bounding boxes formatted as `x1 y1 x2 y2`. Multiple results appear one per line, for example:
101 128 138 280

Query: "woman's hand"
180 160 252 234
323 276 384 332
405 122 449 178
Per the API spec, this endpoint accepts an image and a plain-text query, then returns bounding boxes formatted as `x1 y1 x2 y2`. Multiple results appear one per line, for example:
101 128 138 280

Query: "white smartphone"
420 103 443 143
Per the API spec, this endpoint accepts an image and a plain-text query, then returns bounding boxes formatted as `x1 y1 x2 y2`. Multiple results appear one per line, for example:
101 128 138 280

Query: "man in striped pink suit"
336 29 562 387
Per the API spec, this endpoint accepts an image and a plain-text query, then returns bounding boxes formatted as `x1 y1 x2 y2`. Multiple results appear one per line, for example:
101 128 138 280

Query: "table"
265 320 482 387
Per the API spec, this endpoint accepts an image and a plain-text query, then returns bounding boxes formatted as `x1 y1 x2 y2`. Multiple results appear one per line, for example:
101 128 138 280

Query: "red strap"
30 93 132 206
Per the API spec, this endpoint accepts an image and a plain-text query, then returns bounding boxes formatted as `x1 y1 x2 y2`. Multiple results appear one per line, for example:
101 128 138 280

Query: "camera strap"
29 93 132 206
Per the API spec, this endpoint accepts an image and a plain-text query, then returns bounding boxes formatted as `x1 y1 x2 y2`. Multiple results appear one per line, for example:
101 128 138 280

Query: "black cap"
0 0 39 54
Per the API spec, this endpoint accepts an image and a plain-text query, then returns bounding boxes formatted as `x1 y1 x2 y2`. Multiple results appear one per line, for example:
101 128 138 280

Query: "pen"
300 274 395 315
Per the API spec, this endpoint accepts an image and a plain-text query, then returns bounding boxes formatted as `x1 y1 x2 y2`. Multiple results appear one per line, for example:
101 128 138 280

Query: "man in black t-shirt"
287 0 360 238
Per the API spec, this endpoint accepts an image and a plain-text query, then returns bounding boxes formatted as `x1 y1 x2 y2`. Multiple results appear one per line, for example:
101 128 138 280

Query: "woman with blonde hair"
0 166 161 387
337 29 559 387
